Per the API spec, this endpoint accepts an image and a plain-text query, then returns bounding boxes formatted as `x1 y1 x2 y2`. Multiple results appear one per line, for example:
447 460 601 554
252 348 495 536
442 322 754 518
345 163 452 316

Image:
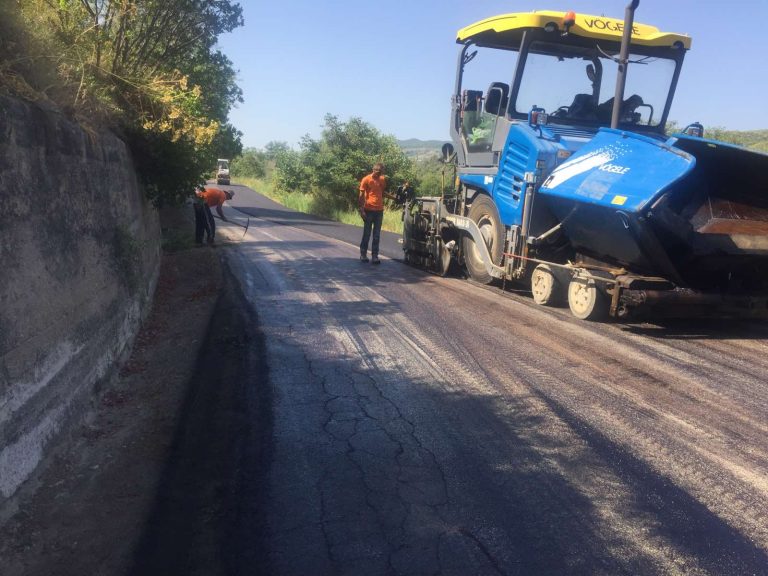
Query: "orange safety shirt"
359 173 388 211
201 187 227 207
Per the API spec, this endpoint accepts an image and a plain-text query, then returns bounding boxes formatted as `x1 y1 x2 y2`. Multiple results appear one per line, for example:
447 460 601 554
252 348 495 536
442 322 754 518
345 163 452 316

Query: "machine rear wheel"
462 195 504 284
531 264 565 306
567 277 607 320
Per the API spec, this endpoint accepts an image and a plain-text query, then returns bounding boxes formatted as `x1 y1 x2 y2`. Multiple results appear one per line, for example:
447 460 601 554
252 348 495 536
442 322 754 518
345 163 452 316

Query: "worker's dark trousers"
194 203 215 243
360 210 384 257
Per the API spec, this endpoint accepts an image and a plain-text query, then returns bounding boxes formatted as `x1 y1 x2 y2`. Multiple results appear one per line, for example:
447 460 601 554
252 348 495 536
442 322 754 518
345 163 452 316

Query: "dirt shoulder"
0 207 259 575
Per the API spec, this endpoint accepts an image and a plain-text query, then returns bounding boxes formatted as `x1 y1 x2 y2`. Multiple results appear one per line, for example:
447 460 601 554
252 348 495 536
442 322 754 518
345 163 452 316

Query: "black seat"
568 93 596 119
597 94 644 124
484 82 509 116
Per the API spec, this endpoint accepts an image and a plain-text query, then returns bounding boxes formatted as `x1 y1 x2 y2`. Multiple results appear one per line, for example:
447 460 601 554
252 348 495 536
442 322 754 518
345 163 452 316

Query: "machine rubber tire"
531 264 564 306
402 216 415 266
567 276 608 320
462 195 504 284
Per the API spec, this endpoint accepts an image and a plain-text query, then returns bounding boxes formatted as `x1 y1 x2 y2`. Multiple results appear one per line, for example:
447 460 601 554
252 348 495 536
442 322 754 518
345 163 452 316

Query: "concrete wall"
0 96 161 500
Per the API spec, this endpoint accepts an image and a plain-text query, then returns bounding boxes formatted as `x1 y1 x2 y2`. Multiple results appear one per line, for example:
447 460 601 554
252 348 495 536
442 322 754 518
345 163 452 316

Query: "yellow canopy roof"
457 10 692 50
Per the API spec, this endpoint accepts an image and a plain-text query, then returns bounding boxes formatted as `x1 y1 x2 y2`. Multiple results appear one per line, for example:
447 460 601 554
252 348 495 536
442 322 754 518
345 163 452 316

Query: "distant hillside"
398 138 445 149
398 138 445 160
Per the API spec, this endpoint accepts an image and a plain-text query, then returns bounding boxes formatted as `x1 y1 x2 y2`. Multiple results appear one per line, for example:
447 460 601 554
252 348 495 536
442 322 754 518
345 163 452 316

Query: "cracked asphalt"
207 186 768 575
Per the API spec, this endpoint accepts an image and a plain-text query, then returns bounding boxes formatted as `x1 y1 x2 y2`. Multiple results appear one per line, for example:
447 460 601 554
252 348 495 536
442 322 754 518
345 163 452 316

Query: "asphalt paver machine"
402 2 768 320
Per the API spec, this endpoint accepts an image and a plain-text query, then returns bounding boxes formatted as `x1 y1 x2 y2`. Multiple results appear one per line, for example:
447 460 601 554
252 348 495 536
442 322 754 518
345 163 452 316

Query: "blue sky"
217 0 768 149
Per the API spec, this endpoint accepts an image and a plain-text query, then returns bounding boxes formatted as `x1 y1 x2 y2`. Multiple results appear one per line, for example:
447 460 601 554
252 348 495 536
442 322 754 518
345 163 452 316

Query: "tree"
264 141 290 160
10 0 245 205
412 156 453 197
274 148 311 194
231 148 266 178
274 115 414 215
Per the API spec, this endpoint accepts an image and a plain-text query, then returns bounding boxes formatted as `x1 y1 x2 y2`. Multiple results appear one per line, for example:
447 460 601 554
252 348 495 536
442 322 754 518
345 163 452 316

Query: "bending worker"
195 185 234 245
358 162 397 265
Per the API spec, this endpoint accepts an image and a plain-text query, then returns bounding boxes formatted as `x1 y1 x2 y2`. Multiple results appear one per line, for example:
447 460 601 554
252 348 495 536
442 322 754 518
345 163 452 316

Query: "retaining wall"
0 96 161 500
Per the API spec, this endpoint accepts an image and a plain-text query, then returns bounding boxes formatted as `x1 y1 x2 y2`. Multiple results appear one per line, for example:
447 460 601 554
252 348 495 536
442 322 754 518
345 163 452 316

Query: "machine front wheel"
462 195 504 284
567 277 607 320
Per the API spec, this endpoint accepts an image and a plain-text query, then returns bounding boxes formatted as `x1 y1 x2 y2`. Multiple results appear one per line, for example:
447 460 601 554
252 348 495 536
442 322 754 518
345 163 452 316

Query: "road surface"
189 184 768 574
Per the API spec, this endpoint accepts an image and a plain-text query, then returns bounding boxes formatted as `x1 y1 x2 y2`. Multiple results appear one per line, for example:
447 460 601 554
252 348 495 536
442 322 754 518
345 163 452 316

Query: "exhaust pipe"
611 0 640 129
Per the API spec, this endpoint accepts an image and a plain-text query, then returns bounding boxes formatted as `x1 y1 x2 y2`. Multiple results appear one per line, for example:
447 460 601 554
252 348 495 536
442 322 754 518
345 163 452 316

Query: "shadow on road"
128 266 272 576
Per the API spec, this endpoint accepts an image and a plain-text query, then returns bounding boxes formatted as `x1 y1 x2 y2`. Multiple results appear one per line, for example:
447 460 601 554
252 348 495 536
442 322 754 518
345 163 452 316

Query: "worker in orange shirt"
358 162 397 264
194 185 234 245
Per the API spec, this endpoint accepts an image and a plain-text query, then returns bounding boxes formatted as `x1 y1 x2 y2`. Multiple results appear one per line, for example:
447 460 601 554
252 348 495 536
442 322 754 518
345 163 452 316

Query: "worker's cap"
225 190 234 199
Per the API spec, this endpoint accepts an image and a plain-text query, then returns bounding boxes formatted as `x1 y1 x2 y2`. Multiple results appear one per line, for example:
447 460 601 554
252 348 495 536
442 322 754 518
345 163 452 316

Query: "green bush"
231 148 267 179
274 148 312 195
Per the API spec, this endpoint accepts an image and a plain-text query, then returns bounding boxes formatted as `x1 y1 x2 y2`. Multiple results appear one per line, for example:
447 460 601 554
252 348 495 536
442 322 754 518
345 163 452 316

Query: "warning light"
528 105 548 127
531 111 548 126
563 10 576 35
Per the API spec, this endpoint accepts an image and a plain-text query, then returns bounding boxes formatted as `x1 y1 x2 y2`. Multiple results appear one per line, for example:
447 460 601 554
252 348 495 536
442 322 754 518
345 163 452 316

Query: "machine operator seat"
596 94 644 124
567 93 597 120
484 82 509 116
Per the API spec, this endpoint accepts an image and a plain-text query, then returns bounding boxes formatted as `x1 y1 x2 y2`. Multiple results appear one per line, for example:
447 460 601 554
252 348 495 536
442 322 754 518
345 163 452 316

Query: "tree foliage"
273 115 415 215
264 141 290 160
273 148 311 195
411 156 454 197
3 1 245 205
231 147 267 179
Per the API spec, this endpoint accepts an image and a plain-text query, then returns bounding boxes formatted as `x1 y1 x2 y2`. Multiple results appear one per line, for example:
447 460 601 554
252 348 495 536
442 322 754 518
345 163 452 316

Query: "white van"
216 159 230 185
